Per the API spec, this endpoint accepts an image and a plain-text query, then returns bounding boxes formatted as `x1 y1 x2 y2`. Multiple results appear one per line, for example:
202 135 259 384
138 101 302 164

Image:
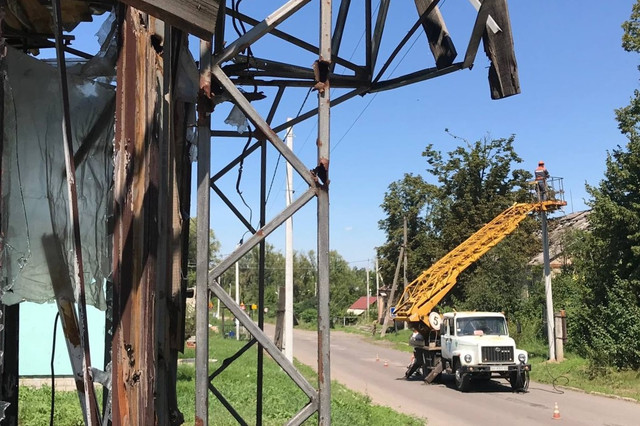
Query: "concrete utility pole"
403 216 408 329
541 211 556 361
235 251 240 341
284 120 294 362
375 258 380 322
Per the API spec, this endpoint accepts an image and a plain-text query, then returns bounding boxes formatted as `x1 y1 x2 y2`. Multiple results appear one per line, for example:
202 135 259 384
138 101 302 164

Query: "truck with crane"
394 180 566 392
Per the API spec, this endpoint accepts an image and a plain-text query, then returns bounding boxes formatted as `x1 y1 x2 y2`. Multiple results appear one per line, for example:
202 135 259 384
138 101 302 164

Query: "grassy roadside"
177 331 424 425
18 330 425 426
525 341 640 402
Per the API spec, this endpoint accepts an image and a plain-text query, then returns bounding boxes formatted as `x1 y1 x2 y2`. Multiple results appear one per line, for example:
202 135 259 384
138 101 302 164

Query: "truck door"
441 317 454 360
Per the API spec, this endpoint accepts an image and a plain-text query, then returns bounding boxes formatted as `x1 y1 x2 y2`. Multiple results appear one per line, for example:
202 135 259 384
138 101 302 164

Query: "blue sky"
70 1 639 270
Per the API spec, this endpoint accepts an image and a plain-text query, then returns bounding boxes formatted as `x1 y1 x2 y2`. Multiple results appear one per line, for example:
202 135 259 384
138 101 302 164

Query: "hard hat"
538 161 544 166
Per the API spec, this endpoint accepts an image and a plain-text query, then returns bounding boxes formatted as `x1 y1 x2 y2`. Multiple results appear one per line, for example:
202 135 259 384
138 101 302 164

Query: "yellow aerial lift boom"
392 181 566 390
393 198 566 326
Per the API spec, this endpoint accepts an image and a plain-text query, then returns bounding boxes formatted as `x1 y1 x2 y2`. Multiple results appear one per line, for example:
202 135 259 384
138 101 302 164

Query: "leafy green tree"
378 133 537 314
377 173 439 287
566 4 640 368
187 217 221 287
293 250 366 323
236 243 285 311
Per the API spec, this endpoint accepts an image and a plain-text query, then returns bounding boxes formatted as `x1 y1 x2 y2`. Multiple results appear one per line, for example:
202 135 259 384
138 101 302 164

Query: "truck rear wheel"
454 360 470 392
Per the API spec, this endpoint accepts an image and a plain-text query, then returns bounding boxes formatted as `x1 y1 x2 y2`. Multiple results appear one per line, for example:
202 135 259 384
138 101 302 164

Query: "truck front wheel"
454 360 470 392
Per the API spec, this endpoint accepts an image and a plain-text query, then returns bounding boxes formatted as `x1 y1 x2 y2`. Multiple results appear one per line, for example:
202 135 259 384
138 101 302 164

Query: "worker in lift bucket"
535 161 550 201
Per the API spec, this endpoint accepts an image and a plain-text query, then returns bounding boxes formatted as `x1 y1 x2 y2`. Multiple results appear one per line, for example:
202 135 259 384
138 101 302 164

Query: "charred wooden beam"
481 0 520 99
414 0 457 69
118 0 220 40
112 7 175 424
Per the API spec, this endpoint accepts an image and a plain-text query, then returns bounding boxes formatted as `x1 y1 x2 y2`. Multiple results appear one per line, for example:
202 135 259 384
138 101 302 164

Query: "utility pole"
375 258 379 322
402 216 408 329
284 120 294 362
541 211 556 361
366 266 370 323
235 247 240 341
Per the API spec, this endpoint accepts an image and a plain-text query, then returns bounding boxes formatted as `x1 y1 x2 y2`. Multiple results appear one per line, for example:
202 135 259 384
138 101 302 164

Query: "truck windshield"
456 317 507 336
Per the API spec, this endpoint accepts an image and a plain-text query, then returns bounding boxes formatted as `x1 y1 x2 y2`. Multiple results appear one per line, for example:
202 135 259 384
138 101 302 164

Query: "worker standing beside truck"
405 328 426 379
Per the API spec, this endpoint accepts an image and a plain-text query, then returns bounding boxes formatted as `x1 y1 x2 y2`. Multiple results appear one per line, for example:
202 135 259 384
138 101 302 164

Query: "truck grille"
482 346 513 363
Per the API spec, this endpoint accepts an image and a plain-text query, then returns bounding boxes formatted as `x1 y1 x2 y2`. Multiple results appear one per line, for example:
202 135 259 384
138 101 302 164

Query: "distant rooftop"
530 210 591 268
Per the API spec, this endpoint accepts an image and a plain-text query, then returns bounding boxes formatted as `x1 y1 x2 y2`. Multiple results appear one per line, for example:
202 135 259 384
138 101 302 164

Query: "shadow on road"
401 373 521 393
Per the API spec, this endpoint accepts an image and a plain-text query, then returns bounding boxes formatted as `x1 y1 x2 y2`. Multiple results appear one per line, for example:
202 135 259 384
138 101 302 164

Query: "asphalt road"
264 324 640 426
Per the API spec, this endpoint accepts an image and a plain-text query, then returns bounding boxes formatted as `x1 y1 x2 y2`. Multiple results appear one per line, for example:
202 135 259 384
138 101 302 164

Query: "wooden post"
482 0 520 99
554 310 565 362
111 7 175 424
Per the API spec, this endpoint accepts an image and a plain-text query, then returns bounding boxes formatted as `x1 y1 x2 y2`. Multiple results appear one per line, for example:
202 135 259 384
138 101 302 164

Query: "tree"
377 173 439 286
294 250 366 323
378 133 536 314
186 217 221 288
567 2 640 368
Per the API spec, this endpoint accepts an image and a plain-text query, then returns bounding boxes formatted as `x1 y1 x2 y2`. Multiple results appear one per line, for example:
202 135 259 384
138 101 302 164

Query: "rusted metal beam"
256 140 267 425
373 0 442 83
0 303 19 426
210 86 368 139
196 36 213 426
42 234 96 421
226 8 364 76
331 0 351 72
51 0 100 423
210 183 256 233
317 1 332 423
214 0 312 66
211 65 315 187
369 62 465 93
370 0 390 72
463 0 495 68
208 187 316 281
207 280 317 400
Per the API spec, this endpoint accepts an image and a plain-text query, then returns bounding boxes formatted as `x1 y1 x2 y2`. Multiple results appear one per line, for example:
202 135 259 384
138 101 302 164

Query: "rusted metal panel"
118 0 220 40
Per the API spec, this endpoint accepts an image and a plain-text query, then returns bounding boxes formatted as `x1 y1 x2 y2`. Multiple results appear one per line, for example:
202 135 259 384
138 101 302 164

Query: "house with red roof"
346 296 377 316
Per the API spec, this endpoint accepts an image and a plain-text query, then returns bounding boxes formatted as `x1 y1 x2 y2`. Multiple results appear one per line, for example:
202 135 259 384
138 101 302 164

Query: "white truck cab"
440 311 530 392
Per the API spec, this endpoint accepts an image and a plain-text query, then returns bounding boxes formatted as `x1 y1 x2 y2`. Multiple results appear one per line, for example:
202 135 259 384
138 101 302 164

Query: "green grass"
18 331 424 425
18 386 103 426
178 332 424 425
527 349 640 402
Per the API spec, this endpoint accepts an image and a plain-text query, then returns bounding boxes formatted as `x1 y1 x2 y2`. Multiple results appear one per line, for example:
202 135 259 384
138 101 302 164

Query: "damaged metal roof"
2 0 113 51
530 210 591 269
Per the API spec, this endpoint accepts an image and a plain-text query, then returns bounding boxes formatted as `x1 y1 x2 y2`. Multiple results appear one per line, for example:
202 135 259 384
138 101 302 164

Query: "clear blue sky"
70 1 639 270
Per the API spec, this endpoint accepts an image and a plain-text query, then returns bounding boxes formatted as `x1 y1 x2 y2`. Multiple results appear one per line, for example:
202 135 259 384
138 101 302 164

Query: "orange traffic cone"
552 402 561 420
384 360 389 367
